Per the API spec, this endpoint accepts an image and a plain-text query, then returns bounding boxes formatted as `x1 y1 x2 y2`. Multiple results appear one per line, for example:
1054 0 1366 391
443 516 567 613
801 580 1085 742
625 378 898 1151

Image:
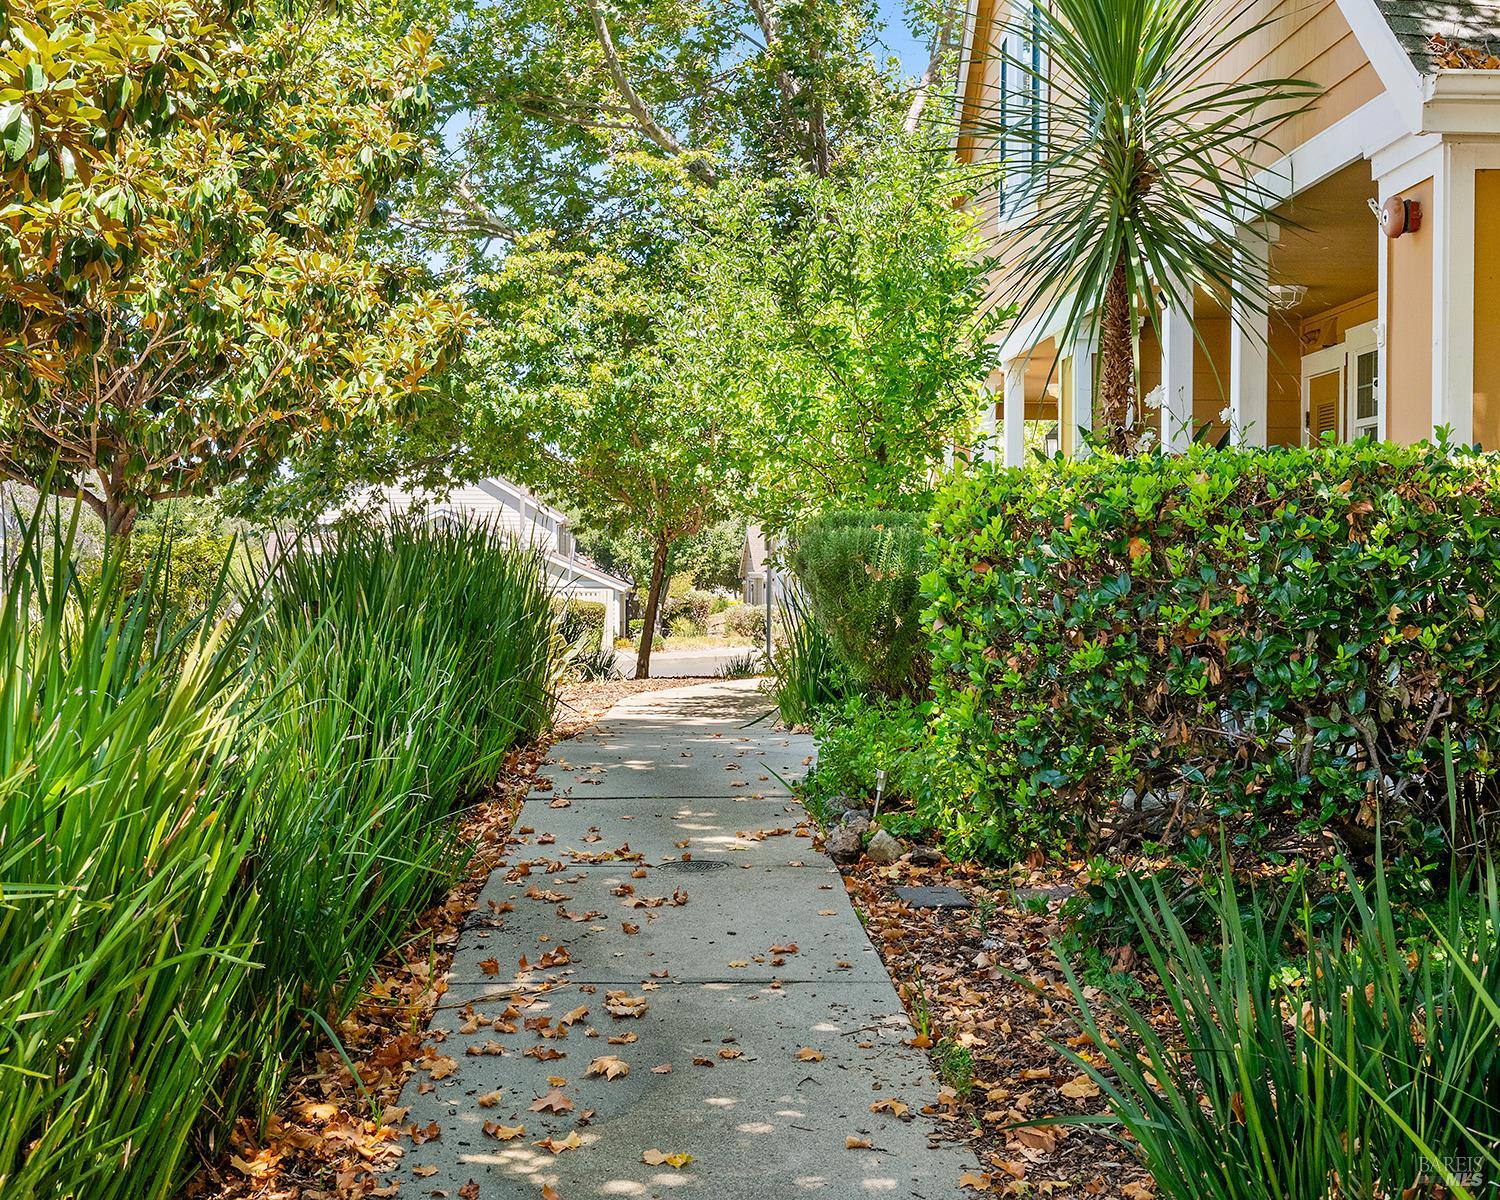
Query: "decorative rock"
893 885 971 910
864 828 904 865
907 845 945 867
839 811 871 838
822 794 859 819
825 823 863 864
1013 884 1076 904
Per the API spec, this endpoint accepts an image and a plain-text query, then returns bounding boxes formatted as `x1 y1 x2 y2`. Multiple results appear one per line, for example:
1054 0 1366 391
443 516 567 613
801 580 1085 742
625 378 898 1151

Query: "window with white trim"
995 1 1045 220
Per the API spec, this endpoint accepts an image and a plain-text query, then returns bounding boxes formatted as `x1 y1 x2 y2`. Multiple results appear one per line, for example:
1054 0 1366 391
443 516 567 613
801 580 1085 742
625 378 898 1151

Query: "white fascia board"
1335 0 1425 129
548 554 632 592
951 0 983 154
1238 93 1405 228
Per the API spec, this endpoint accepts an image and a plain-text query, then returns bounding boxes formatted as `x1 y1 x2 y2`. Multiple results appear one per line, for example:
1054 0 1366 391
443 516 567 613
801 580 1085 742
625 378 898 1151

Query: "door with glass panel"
1344 321 1381 440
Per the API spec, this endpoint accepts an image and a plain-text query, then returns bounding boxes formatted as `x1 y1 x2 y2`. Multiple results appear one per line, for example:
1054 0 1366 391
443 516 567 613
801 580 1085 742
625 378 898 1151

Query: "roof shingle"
1374 0 1500 71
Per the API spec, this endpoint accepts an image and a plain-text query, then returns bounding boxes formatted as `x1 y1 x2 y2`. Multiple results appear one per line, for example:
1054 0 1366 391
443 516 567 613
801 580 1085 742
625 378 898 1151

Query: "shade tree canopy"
0 1 466 534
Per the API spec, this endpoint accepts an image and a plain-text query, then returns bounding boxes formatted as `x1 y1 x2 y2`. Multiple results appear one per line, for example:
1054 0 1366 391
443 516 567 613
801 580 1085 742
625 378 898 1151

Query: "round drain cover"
655 859 730 872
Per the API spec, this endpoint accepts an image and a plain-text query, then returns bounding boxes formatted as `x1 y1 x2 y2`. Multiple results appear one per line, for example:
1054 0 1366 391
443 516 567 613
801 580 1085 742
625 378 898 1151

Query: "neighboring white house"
366 477 632 646
740 524 772 607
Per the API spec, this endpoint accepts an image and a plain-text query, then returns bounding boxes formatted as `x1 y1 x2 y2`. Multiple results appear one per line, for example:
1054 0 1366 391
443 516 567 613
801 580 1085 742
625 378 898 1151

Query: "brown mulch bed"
837 855 1158 1199
189 677 714 1200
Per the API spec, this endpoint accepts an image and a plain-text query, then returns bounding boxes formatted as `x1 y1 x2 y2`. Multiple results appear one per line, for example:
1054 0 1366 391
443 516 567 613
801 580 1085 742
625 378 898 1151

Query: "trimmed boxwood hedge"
924 440 1500 860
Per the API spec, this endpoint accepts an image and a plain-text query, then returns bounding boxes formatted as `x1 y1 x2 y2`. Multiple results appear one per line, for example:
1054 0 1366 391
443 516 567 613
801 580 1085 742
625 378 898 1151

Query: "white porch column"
1067 329 1096 457
1159 291 1195 452
1433 142 1475 444
602 592 621 648
1229 230 1273 447
1003 359 1027 466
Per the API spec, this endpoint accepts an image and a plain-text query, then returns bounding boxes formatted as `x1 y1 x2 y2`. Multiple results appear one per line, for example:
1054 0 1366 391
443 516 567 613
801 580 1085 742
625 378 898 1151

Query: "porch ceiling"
1269 160 1380 320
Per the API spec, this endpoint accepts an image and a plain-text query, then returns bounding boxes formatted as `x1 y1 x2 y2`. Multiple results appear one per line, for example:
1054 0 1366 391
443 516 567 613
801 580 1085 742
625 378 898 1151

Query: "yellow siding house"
957 0 1500 459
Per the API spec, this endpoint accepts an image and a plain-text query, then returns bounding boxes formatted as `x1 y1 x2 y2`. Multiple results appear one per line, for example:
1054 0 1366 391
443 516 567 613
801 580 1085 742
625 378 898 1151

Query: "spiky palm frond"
967 0 1319 444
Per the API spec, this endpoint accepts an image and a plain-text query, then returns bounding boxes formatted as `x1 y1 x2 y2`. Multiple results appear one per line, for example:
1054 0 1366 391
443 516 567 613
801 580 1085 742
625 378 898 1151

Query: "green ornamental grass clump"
925 439 1500 860
1059 858 1500 1200
1 508 561 1200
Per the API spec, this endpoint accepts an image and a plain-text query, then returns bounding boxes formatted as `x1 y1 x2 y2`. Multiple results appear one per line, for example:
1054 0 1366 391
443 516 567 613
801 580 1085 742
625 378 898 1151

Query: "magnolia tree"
0 3 465 533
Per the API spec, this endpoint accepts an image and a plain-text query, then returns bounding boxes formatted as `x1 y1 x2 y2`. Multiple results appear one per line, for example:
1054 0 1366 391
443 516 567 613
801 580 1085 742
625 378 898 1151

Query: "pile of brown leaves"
839 855 1159 1198
1429 33 1500 69
186 678 710 1200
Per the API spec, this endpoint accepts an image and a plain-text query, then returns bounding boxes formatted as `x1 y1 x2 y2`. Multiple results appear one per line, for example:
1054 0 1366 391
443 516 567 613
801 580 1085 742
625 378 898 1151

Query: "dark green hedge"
924 441 1500 860
791 509 929 698
554 598 606 653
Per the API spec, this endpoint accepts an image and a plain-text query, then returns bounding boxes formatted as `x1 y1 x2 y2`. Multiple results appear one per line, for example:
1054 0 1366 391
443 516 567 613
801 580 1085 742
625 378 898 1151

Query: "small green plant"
668 614 701 638
934 1038 975 1099
1017 892 1050 917
902 973 935 1044
790 509 930 698
769 588 852 726
718 651 761 679
799 695 925 814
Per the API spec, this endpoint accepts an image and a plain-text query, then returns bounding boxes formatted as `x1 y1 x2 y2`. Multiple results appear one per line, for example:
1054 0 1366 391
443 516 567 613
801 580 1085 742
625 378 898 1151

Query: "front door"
1302 345 1346 445
1301 322 1382 445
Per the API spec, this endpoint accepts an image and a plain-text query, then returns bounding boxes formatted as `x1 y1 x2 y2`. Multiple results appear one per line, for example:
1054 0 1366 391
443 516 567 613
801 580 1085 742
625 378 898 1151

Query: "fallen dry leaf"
795 1047 823 1062
1059 1074 1102 1100
641 1149 694 1168
587 1055 629 1080
530 1087 574 1114
603 991 648 1018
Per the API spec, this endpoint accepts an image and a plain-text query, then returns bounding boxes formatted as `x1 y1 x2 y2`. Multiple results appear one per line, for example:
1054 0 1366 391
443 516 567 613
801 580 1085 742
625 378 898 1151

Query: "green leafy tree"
715 142 1002 530
0 4 466 534
460 171 753 677
405 0 908 255
1 0 231 367
575 516 746 596
971 0 1317 448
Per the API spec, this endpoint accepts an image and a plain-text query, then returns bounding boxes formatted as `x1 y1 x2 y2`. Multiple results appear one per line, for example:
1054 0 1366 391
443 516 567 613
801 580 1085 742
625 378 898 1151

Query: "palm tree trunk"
1098 256 1136 451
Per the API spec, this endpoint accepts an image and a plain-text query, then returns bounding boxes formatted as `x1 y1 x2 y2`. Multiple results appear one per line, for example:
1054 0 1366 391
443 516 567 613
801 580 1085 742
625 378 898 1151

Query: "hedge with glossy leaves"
924 440 1500 859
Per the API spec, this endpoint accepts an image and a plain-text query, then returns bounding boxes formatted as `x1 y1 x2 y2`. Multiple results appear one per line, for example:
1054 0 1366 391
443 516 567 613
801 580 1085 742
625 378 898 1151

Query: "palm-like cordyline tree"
969 0 1319 450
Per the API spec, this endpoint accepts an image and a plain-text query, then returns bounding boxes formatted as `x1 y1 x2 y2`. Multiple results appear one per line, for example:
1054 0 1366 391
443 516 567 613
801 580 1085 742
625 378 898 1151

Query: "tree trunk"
904 4 961 134
634 535 670 680
104 498 137 541
1097 256 1136 452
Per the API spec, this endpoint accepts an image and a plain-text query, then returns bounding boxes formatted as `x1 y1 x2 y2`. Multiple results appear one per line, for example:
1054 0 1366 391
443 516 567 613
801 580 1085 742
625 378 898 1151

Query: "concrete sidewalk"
612 646 763 678
392 680 977 1198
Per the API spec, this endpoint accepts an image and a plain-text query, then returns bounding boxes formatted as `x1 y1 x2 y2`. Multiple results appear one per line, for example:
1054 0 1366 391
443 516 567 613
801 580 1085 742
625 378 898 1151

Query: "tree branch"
583 0 716 184
904 2 962 134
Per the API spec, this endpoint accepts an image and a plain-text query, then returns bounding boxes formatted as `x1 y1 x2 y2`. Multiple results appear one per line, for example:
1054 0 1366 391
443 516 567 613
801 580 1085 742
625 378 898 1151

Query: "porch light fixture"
1269 284 1308 310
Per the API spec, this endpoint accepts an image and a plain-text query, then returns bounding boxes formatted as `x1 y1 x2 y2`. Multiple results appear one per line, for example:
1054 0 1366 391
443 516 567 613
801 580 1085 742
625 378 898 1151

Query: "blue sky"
875 0 929 76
